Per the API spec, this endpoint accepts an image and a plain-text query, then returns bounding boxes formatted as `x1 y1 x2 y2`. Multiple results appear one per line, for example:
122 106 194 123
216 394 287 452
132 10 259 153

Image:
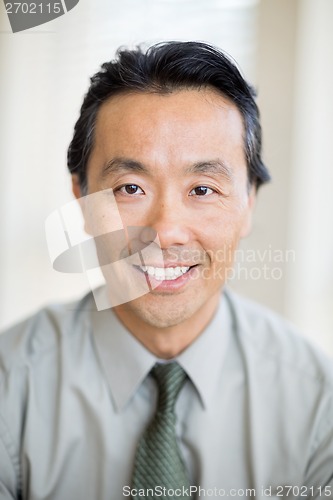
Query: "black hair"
67 41 270 191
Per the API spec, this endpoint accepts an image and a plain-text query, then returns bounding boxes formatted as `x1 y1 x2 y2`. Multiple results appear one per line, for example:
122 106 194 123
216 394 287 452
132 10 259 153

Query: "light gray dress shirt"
0 287 333 500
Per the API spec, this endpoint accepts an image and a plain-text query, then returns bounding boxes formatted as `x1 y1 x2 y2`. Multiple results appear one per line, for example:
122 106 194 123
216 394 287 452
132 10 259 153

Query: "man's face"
74 88 255 329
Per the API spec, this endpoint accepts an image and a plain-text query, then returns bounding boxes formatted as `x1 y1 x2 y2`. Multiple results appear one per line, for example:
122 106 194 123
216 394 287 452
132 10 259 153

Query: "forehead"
91 88 246 174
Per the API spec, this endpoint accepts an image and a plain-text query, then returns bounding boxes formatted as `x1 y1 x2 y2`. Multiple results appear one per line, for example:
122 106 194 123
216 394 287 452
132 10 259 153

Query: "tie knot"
151 362 187 413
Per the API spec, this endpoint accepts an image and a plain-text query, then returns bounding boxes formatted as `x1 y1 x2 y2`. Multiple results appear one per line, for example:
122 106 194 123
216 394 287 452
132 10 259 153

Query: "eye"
189 186 215 196
117 184 144 195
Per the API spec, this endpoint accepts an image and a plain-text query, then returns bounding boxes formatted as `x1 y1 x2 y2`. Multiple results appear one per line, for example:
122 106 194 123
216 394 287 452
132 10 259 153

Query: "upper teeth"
139 266 190 280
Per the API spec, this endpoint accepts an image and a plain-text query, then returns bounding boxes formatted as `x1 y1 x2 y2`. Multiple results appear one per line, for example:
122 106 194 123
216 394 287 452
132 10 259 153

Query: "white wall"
285 0 333 353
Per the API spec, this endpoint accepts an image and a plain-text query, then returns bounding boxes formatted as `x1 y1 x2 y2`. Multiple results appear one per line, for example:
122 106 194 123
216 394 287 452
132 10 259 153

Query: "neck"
113 292 220 359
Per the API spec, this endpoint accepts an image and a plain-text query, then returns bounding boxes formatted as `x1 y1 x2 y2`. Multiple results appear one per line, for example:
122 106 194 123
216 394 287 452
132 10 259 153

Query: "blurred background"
0 0 332 354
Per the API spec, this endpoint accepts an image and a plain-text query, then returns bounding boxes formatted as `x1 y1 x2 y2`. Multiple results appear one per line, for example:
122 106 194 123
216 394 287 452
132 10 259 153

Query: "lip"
132 264 199 292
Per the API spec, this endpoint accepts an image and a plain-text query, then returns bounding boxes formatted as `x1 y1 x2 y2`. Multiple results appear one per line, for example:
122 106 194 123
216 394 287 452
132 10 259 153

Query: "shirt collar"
91 287 232 412
91 302 156 412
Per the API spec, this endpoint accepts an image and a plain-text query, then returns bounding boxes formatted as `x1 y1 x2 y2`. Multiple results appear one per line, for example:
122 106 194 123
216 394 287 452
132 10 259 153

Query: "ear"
240 185 256 238
72 174 82 200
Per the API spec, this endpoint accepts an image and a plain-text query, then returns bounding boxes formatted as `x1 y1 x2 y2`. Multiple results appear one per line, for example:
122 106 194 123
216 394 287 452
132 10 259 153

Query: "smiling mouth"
135 265 198 281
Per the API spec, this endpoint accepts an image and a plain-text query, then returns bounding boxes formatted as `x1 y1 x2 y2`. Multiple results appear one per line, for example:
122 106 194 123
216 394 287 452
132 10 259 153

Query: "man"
0 41 332 500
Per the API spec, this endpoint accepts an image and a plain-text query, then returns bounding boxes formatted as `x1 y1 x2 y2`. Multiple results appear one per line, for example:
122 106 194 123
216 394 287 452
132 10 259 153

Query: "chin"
130 294 201 329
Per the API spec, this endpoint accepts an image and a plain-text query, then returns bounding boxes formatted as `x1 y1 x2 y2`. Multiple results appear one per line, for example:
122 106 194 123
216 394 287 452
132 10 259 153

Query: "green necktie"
131 362 192 499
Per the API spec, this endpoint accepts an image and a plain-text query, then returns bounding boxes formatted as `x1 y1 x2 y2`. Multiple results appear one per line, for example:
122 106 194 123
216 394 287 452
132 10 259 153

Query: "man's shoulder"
0 292 93 376
224 288 333 388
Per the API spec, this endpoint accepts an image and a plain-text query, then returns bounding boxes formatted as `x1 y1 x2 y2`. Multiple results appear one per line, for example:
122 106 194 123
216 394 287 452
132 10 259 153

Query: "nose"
140 197 192 250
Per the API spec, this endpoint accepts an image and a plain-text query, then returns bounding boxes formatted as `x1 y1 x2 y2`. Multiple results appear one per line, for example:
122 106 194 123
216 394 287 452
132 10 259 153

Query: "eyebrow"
102 157 148 177
185 160 234 182
101 156 234 182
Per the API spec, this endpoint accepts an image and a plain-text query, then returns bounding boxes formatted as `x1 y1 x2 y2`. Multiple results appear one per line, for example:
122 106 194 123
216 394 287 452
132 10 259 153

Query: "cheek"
202 210 245 244
198 211 246 266
109 197 144 226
